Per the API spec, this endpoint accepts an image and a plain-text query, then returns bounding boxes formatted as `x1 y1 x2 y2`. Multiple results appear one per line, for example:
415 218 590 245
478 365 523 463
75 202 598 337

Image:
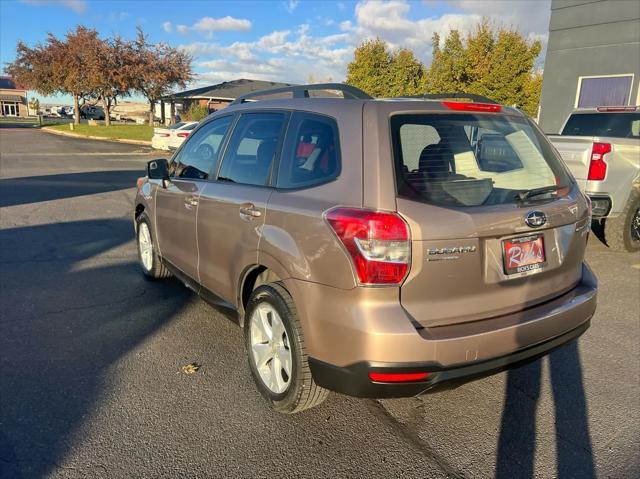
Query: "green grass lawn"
46 123 154 141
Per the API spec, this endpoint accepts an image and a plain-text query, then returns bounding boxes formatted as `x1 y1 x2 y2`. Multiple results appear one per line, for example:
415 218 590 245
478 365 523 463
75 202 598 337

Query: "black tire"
244 283 328 413
135 213 172 279
604 190 640 253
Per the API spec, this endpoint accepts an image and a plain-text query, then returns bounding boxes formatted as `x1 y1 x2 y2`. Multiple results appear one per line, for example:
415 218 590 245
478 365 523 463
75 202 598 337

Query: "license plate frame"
502 234 547 275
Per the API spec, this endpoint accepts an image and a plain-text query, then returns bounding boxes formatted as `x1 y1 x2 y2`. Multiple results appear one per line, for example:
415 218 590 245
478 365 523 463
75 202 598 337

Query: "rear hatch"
387 108 590 328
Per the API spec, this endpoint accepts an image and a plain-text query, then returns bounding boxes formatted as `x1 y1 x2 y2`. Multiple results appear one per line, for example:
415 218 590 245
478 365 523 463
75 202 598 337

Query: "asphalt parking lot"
1 127 638 478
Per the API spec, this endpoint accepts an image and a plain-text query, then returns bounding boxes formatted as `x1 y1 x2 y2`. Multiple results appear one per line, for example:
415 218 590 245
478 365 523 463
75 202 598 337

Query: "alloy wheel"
250 303 293 394
138 222 153 271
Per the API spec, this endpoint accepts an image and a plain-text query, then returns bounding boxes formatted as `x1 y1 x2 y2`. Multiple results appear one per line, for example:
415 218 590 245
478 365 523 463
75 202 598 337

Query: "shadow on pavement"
0 170 142 207
495 341 596 478
0 218 190 478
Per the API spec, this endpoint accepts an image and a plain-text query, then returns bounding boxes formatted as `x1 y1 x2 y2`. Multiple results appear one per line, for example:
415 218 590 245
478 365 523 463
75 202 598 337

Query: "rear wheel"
136 214 171 279
604 191 640 252
244 283 328 413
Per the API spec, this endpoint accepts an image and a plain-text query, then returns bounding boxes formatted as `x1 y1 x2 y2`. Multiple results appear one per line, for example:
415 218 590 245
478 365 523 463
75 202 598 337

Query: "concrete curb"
42 127 153 146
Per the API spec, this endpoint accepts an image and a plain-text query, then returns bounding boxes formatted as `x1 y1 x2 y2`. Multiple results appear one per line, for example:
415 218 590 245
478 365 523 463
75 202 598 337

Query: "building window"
2 102 20 117
576 75 633 109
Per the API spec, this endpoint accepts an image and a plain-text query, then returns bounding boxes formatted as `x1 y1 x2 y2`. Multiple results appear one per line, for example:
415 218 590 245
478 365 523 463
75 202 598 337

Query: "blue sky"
0 0 551 102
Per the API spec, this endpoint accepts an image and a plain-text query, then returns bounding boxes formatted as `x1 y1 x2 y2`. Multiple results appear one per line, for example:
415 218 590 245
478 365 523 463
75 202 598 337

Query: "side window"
170 116 232 180
276 112 341 189
218 112 286 186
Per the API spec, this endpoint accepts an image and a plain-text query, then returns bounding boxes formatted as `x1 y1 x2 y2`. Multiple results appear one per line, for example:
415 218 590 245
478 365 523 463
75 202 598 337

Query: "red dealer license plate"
503 234 546 275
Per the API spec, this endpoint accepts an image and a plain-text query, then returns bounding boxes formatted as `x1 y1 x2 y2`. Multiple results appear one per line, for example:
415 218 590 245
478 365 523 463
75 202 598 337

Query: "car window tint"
170 116 232 180
276 112 341 189
218 112 286 186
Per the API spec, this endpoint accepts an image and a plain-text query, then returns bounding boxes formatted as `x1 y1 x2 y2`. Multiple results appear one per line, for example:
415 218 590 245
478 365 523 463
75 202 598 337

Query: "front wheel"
244 283 328 413
136 214 172 279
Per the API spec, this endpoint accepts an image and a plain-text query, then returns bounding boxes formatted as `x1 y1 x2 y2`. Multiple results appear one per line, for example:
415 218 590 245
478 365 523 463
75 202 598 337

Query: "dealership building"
0 76 28 117
538 0 640 133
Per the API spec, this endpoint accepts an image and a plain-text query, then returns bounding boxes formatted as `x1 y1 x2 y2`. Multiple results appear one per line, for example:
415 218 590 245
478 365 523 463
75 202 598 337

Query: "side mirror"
147 159 169 181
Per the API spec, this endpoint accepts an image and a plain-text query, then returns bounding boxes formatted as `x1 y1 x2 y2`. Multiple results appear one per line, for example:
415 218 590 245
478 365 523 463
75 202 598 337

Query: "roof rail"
230 83 372 105
407 93 499 105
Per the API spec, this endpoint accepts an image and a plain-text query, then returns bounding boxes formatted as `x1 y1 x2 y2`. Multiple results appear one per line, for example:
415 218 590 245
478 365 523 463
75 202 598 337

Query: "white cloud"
453 0 551 37
192 16 252 33
176 24 189 36
180 0 551 87
20 0 86 14
284 0 299 13
162 21 172 33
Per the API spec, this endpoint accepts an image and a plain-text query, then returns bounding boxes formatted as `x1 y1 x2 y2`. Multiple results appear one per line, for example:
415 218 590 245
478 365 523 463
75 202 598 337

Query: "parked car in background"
134 84 596 413
167 121 198 151
548 107 640 252
152 121 196 151
80 105 105 120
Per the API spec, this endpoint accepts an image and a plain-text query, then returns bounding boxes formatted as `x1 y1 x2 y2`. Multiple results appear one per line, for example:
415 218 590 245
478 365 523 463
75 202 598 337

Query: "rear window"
561 113 640 138
391 113 571 207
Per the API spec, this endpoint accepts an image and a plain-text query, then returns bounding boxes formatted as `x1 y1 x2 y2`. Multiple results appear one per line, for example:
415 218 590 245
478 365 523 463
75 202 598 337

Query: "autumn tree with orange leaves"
7 26 192 125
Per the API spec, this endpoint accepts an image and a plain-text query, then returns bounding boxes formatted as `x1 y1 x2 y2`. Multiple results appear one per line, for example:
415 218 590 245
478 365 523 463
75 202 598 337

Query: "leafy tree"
388 49 426 97
89 36 138 126
7 36 64 102
426 21 543 116
28 97 40 115
132 28 193 124
60 26 104 124
185 104 208 121
346 39 393 97
346 39 426 98
427 31 469 94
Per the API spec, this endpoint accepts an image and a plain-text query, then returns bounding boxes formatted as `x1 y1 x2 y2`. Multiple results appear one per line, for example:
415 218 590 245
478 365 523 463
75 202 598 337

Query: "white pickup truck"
548 107 640 252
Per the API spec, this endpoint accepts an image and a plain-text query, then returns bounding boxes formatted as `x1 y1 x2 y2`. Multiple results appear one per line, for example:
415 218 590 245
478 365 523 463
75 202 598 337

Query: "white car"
167 121 199 151
151 122 198 151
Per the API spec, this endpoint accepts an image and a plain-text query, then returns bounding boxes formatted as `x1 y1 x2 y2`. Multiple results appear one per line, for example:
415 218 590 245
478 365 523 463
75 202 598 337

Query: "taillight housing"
177 132 190 138
587 142 610 181
325 207 410 285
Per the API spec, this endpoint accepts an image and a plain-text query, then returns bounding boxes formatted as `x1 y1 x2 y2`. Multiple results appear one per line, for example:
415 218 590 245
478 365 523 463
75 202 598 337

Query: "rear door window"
218 112 287 186
276 112 341 189
391 113 571 207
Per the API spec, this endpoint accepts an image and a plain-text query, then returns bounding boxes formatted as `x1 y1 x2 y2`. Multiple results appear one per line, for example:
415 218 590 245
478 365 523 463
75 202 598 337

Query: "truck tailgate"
548 135 595 188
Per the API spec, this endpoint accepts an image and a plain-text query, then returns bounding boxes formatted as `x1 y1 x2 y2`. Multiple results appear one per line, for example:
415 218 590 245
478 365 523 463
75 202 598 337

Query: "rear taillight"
325 207 410 285
159 133 170 137
442 101 502 113
177 132 190 138
587 142 611 181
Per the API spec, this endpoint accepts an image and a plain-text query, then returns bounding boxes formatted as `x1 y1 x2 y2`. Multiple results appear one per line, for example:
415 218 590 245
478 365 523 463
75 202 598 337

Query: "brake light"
325 207 410 285
177 132 190 138
596 106 637 112
159 133 170 137
587 142 611 181
442 101 502 113
369 372 429 383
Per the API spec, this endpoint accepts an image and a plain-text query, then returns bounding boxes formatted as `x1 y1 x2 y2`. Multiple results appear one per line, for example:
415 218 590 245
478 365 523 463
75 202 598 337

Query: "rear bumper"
296 263 597 399
309 320 590 398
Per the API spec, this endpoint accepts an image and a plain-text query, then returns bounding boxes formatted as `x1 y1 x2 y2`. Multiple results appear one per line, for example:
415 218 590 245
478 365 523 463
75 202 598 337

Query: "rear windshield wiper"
217 176 235 183
516 185 560 202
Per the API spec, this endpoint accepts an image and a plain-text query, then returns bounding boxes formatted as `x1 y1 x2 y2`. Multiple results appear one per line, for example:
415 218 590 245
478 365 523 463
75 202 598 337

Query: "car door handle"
239 203 262 218
185 196 199 207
